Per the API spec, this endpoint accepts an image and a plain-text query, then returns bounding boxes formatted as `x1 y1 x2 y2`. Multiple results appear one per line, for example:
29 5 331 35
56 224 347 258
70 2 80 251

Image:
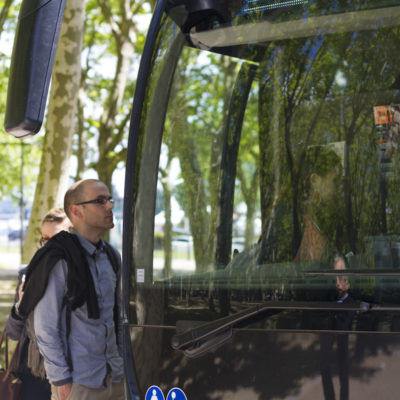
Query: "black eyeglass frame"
75 196 114 206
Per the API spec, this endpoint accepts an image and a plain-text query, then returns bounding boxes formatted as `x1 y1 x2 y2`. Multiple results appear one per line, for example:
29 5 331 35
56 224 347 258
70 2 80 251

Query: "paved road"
0 251 20 278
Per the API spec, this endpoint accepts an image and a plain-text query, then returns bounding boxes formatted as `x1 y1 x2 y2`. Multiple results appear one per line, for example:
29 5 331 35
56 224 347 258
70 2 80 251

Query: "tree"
165 50 246 272
22 0 85 262
215 62 257 268
159 158 173 277
76 0 153 189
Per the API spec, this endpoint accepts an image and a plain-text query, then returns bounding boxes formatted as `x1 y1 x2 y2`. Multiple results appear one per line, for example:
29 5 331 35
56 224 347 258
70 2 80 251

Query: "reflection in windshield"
128 1 400 397
140 0 400 329
320 257 355 400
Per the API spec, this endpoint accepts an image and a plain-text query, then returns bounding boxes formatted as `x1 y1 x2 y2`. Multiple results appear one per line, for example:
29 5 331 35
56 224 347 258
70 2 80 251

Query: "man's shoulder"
102 242 121 272
104 241 120 255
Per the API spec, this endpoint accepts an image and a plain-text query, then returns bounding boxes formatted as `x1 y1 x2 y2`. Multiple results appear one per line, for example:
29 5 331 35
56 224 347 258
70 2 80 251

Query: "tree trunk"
244 170 259 247
22 0 85 263
173 114 210 272
258 48 283 250
160 163 173 278
215 63 257 267
168 52 210 273
207 58 237 264
75 72 88 180
214 63 256 315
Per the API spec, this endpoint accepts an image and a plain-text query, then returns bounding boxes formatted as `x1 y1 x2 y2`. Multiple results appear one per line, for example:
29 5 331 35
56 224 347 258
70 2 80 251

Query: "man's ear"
69 205 82 219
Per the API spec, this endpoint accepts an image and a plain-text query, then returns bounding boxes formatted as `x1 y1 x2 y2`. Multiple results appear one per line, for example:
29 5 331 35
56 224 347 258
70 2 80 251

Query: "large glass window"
131 0 400 332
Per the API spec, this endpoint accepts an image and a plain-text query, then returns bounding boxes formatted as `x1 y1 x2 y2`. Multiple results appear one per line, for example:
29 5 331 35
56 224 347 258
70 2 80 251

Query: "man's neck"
72 226 103 245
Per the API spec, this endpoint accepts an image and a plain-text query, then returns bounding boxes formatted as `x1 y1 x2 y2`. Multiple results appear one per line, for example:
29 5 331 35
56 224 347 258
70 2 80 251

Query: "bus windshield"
130 0 400 327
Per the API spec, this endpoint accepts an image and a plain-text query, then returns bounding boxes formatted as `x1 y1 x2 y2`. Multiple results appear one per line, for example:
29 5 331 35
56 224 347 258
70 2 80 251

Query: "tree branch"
98 0 121 37
0 0 13 36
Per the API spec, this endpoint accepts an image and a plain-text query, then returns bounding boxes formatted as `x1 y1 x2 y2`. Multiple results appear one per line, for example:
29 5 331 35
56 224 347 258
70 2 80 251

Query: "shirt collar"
72 229 104 256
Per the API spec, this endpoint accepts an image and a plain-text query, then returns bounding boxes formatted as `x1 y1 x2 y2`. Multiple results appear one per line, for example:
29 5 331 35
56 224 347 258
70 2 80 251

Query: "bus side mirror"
4 0 66 138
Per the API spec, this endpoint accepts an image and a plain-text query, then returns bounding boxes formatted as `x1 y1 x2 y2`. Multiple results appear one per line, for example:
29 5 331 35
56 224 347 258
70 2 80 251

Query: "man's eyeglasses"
75 196 114 206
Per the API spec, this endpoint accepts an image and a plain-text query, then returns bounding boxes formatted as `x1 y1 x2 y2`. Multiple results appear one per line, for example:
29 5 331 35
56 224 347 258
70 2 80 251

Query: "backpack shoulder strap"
103 242 120 275
103 242 121 346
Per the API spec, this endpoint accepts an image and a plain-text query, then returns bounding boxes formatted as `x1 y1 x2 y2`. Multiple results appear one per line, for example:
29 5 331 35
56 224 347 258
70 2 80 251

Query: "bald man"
34 180 124 400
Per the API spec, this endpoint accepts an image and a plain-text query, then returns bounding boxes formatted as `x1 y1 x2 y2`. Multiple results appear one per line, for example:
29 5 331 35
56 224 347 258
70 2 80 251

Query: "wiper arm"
304 269 400 276
171 301 397 358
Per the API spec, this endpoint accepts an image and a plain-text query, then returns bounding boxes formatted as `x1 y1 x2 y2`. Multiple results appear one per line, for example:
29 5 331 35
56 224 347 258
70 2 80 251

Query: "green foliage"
75 0 151 183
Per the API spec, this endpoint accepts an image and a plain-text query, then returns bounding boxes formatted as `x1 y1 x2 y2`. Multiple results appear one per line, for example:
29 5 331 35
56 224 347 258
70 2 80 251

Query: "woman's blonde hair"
41 207 68 225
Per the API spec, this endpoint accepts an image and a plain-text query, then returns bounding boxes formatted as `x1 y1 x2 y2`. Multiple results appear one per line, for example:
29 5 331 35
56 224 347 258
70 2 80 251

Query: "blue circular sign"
145 385 165 400
166 387 187 400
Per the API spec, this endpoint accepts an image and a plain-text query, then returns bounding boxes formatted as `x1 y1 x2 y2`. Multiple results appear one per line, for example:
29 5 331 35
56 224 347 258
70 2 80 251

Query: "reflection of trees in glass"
334 27 400 251
256 25 400 262
164 49 242 272
387 152 400 235
164 49 213 272
237 88 260 247
258 35 346 261
159 155 173 278
160 22 400 272
215 62 257 267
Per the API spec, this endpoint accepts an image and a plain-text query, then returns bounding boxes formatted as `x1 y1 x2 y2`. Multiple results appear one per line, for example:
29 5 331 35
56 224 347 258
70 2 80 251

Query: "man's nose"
105 199 114 210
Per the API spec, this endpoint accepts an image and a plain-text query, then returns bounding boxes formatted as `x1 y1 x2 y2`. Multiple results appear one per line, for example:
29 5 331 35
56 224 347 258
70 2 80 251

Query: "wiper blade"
171 301 398 358
304 269 400 276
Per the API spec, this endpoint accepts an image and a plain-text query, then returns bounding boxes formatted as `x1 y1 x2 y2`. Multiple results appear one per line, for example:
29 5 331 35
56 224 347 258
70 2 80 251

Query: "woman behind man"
6 208 72 400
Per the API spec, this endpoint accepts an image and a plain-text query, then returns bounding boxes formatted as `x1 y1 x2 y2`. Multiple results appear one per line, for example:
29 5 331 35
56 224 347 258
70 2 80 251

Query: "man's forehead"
82 181 110 196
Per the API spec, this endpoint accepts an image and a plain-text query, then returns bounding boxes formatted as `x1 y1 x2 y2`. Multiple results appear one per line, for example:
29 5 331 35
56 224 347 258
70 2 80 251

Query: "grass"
0 247 21 270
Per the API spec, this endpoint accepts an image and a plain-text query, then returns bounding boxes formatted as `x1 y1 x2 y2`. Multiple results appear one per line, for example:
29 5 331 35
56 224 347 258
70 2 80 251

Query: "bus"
5 0 400 399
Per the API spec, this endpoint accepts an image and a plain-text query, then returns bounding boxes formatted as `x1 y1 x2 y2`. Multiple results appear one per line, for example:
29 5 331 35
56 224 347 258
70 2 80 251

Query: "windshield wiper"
304 269 400 276
171 300 398 358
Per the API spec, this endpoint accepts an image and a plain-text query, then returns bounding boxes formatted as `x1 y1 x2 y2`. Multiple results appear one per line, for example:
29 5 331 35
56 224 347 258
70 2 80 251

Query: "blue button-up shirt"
34 232 124 388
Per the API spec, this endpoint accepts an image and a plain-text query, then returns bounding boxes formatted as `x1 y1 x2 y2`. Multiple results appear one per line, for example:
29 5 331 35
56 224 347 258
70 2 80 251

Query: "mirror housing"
4 0 66 138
